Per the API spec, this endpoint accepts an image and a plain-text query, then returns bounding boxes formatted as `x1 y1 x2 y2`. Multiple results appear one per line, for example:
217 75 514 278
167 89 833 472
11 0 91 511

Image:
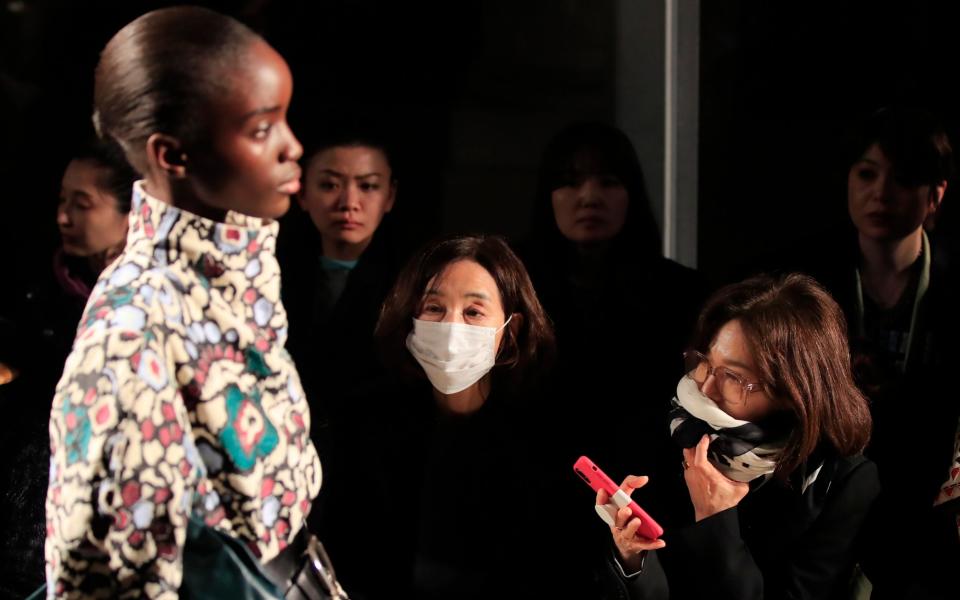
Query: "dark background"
699 0 960 279
1 0 958 284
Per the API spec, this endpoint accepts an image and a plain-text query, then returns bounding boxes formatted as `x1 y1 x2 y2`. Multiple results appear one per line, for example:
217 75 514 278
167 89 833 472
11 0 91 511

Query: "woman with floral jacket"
44 7 322 597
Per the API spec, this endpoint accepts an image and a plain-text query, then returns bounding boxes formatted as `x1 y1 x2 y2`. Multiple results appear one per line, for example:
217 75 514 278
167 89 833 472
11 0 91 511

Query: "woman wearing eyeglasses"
596 273 880 600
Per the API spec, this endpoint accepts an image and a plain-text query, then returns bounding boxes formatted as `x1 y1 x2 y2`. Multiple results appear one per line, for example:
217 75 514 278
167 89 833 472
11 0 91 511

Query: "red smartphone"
573 455 664 540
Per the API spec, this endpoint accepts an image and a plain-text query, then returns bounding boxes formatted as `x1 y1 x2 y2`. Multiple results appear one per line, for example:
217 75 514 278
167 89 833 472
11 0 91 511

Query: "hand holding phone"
573 456 664 540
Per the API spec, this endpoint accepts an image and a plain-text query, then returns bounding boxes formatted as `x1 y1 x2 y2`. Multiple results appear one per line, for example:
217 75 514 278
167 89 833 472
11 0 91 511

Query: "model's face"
699 320 776 423
417 259 508 350
57 158 128 257
188 39 303 220
551 162 629 245
848 144 941 242
298 145 395 256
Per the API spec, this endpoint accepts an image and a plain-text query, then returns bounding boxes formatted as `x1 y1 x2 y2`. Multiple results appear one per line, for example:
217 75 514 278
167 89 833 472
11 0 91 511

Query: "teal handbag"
180 516 284 599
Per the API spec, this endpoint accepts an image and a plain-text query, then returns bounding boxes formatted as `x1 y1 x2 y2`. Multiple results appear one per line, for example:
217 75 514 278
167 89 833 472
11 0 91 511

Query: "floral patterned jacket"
45 182 322 598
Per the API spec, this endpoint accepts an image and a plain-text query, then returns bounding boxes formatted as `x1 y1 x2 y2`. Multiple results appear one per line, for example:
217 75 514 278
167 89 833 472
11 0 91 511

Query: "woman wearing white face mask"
315 235 567 599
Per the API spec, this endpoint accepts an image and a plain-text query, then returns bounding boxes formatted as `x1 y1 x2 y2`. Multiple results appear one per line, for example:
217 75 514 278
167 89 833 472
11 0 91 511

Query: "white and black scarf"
669 376 860 526
669 376 787 485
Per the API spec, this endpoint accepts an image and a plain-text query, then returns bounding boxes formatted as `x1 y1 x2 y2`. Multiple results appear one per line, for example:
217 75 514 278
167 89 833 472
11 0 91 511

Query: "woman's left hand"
598 476 666 573
683 434 749 522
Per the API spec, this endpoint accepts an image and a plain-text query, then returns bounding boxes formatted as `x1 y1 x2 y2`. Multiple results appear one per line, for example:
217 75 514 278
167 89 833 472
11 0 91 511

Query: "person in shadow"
757 107 959 599
279 124 408 439
520 122 708 566
0 136 134 598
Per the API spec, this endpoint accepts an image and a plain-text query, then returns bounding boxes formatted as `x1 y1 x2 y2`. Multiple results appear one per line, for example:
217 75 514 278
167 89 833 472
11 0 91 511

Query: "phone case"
573 455 664 540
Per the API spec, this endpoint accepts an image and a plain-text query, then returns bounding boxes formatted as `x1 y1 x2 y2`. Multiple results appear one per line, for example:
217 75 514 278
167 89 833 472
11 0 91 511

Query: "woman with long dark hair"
522 123 707 568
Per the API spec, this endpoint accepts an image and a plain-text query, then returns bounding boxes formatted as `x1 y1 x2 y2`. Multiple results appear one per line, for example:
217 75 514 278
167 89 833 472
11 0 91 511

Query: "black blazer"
604 453 880 600
753 225 960 597
278 215 406 431
314 381 590 599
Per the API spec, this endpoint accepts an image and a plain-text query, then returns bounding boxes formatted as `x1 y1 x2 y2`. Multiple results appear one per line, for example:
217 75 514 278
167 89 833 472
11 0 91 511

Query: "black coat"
313 380 589 600
280 232 402 430
522 248 709 578
755 226 960 598
0 254 92 598
529 252 706 460
603 453 881 600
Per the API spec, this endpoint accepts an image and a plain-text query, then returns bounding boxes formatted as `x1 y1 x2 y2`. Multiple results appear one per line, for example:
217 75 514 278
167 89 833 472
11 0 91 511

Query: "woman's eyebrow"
722 358 757 375
241 105 281 120
709 352 755 374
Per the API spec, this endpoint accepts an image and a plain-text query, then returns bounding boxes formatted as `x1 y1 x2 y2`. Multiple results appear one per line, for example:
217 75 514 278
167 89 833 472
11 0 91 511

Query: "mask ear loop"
494 313 517 364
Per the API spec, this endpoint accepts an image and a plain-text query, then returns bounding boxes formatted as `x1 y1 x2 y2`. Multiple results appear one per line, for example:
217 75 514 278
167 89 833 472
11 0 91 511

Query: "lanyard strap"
854 230 931 373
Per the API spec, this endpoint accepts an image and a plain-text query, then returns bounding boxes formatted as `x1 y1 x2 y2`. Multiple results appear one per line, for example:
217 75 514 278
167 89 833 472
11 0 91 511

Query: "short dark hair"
93 6 259 173
531 122 662 260
376 235 555 389
847 107 954 187
69 137 138 213
692 273 872 479
300 121 398 183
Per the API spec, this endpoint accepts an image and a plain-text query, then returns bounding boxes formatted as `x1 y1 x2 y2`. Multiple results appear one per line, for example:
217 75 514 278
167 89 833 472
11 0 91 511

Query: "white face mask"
405 315 513 394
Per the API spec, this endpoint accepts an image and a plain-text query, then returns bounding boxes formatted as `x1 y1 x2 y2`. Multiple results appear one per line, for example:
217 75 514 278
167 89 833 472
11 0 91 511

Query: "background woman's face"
417 259 508 350
57 158 128 258
188 39 303 220
298 145 395 254
551 168 629 245
847 143 941 242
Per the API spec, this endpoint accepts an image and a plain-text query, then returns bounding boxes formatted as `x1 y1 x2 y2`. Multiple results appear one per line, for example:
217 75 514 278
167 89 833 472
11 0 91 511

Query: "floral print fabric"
45 182 321 598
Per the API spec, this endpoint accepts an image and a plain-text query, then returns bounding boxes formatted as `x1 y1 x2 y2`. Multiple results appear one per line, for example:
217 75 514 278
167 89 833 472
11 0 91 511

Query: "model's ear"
925 179 948 230
145 133 188 179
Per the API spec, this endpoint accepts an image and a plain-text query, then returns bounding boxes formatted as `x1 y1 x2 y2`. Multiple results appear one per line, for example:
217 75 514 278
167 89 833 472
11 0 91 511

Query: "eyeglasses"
682 350 764 405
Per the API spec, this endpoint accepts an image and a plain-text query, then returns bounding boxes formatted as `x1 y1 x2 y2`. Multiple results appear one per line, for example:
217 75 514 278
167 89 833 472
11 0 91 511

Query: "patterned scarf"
669 376 786 485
